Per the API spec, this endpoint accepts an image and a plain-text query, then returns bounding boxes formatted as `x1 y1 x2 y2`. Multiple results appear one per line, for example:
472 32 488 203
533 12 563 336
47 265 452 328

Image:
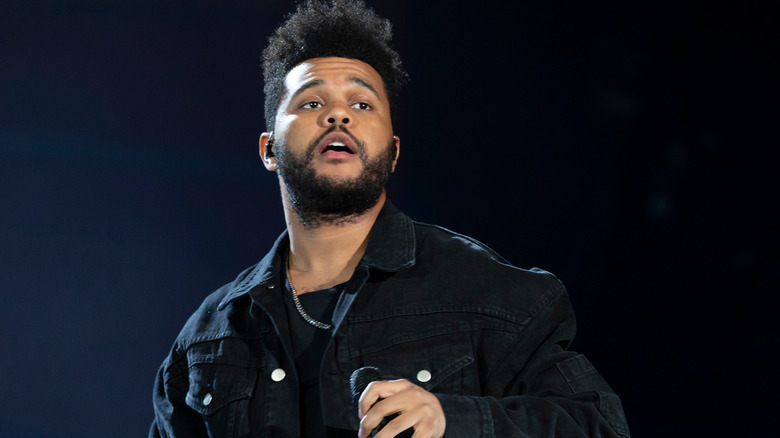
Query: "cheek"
362 114 393 135
274 113 304 145
369 122 394 146
273 112 294 134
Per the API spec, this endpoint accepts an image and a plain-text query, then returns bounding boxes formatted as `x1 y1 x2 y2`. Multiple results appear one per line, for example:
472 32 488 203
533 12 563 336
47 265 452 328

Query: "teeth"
329 141 346 147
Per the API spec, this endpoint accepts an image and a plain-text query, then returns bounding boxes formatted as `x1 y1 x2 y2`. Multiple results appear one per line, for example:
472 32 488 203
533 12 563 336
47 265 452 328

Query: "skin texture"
259 57 445 437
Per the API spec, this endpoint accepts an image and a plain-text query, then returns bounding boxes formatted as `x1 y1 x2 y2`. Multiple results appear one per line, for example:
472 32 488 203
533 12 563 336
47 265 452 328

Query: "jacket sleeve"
436 283 630 438
149 352 209 438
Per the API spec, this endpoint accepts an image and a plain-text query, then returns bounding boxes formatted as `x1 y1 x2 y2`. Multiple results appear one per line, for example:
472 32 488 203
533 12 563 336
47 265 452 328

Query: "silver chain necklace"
286 260 333 330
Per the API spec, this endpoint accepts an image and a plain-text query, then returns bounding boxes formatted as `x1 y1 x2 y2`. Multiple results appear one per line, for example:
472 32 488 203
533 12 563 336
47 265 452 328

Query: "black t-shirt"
281 265 353 437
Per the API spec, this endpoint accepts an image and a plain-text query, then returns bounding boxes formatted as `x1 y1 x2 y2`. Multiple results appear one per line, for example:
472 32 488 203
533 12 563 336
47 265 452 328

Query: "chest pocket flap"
357 332 476 394
184 360 259 416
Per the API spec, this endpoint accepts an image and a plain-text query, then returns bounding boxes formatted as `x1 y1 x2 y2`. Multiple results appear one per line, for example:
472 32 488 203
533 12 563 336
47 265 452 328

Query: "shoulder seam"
412 221 509 264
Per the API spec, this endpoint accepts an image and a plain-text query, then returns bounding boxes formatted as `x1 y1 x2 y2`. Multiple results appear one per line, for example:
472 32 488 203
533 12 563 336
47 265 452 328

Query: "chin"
314 166 362 180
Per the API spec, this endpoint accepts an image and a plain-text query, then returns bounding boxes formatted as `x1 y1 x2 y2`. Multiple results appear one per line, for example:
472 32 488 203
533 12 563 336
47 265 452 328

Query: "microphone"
350 366 413 438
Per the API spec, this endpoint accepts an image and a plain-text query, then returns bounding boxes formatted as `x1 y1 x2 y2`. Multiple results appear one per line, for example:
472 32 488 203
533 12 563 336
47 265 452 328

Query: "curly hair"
262 0 408 130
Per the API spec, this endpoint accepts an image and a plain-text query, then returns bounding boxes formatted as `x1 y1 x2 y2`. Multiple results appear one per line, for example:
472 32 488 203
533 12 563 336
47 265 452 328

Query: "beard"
275 126 395 229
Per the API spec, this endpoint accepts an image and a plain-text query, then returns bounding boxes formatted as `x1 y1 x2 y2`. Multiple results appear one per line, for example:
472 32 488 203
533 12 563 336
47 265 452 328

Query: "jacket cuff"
435 394 492 438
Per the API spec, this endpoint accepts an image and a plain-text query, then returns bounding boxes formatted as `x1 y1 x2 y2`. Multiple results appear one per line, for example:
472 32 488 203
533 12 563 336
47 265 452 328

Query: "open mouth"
317 131 358 156
322 141 354 154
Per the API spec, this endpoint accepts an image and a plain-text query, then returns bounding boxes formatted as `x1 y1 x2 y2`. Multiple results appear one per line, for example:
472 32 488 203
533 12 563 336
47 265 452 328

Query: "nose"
322 103 351 127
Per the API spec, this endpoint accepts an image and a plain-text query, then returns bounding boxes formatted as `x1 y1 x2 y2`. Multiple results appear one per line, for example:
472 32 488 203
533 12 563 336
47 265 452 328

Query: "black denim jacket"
151 201 630 437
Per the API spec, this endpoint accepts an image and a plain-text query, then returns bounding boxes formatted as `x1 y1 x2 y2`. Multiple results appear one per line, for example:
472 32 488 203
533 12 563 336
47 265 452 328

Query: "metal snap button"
416 369 432 383
271 368 286 382
202 393 213 406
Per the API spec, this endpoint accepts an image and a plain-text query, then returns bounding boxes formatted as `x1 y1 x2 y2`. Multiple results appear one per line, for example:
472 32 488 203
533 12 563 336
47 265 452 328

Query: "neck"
282 187 386 294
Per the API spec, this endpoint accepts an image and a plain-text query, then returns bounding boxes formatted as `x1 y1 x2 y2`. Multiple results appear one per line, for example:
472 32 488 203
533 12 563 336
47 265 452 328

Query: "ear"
259 132 277 171
391 135 400 172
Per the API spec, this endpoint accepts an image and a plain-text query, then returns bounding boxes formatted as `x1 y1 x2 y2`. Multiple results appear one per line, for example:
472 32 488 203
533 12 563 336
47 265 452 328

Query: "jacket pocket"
183 351 262 438
185 361 259 416
356 332 476 395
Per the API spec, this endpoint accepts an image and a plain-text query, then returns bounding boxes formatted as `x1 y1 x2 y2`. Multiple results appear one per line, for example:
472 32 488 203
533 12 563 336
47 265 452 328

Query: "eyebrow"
348 76 382 101
288 76 383 102
289 79 324 102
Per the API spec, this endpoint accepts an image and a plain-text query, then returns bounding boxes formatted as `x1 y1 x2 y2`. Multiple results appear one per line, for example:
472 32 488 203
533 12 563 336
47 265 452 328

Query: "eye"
351 102 371 110
301 101 322 109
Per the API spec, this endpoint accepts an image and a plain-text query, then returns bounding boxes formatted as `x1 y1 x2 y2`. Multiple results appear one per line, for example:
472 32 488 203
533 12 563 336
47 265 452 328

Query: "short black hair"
262 0 407 130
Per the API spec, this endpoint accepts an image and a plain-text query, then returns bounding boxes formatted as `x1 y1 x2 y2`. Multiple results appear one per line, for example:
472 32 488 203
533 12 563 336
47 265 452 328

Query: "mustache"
305 125 366 160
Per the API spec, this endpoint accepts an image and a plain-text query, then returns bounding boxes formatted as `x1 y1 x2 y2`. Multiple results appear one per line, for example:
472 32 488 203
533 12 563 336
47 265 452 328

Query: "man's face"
267 57 399 227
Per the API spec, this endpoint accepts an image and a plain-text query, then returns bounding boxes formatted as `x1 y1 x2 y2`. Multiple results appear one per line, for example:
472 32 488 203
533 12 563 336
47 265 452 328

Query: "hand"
357 378 446 438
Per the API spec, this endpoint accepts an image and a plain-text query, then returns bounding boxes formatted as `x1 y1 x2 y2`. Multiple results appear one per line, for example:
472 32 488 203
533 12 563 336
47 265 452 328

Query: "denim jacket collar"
217 199 416 310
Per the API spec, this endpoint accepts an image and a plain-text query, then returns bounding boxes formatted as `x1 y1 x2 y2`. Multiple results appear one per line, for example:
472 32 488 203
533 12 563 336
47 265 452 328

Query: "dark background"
1 0 777 436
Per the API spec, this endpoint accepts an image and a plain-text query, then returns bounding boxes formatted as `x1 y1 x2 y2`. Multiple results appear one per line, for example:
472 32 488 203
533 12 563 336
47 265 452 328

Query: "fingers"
357 379 446 438
358 379 412 417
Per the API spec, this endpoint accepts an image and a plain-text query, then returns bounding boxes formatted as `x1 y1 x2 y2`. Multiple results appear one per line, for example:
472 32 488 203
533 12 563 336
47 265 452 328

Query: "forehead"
283 57 386 98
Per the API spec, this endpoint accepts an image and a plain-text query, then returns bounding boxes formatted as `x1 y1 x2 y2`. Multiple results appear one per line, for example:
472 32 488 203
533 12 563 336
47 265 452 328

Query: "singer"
150 1 630 437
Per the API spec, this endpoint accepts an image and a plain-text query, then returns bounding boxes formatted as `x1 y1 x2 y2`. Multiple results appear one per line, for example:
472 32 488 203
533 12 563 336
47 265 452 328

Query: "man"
150 1 630 437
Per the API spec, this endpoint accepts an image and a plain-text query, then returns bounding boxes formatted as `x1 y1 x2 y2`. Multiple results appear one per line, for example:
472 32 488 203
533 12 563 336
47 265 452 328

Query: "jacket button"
202 393 213 406
271 368 286 382
416 370 432 383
